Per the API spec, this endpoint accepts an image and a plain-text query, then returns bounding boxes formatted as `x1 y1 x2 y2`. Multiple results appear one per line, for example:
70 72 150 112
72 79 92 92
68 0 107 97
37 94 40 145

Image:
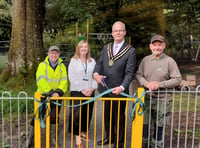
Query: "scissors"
102 76 109 89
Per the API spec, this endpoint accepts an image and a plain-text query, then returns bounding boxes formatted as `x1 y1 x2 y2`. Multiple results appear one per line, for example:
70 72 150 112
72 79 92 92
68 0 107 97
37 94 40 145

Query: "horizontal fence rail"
0 85 200 148
33 87 145 148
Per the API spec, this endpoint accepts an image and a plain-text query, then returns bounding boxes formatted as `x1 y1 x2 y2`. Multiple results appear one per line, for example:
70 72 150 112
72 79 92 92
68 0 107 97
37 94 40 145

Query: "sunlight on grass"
174 128 200 138
173 93 200 112
187 129 200 137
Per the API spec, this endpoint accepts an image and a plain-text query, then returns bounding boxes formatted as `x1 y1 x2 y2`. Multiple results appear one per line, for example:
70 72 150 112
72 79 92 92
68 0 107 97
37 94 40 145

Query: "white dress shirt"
113 40 125 55
68 57 98 91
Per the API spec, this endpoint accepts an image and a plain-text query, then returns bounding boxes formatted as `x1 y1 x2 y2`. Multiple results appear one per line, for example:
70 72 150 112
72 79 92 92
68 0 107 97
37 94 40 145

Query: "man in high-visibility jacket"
28 46 68 147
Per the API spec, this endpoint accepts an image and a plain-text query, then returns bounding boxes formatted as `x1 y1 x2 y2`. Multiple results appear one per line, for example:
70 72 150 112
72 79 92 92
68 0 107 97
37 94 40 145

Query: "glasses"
49 52 59 55
112 30 125 33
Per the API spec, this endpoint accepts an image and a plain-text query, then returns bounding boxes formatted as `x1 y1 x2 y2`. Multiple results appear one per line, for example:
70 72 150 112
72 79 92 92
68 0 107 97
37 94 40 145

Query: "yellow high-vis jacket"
36 56 68 96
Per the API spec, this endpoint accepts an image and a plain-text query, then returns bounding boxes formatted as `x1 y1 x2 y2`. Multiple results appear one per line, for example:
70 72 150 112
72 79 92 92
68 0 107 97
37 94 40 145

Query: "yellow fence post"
46 96 50 148
34 92 41 148
131 87 145 148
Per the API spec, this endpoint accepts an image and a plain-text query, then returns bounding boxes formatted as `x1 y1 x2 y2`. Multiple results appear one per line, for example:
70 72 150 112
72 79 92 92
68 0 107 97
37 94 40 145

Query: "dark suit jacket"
94 42 136 94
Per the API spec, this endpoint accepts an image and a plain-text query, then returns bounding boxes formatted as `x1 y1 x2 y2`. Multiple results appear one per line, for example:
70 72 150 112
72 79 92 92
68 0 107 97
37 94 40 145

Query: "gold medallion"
109 59 114 67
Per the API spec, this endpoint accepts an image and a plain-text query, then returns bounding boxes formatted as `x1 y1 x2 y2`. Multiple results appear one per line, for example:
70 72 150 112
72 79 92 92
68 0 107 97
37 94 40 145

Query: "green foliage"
187 129 200 137
164 0 200 59
0 72 37 96
0 99 34 117
0 65 11 83
43 24 76 62
174 128 200 138
19 66 28 76
45 0 93 32
0 75 36 116
43 23 76 50
173 93 200 112
0 0 12 40
0 55 7 69
1 0 199 62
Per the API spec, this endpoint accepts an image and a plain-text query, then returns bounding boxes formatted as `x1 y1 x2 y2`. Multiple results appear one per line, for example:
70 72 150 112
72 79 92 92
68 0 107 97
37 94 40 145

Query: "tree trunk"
1 0 46 83
8 0 26 76
25 0 46 79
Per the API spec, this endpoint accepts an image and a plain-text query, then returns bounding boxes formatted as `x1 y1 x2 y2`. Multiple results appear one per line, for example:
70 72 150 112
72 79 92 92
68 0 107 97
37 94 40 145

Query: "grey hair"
112 21 126 31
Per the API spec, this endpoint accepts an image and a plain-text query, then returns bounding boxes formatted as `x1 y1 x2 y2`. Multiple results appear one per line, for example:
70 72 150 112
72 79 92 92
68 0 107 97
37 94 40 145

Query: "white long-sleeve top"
68 57 97 91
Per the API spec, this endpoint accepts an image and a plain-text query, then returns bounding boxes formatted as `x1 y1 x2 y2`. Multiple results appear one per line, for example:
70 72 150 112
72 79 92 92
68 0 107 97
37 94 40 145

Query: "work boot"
151 138 163 148
28 126 34 148
142 137 149 148
151 124 163 148
153 124 163 141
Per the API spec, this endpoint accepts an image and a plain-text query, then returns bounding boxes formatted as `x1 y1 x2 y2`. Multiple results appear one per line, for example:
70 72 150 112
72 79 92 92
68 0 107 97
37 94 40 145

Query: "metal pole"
87 19 89 42
76 22 78 48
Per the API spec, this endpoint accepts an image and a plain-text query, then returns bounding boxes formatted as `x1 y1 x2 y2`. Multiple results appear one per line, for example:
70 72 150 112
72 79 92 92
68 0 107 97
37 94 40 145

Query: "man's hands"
112 86 123 95
51 92 59 97
93 73 124 95
93 73 105 87
146 81 159 91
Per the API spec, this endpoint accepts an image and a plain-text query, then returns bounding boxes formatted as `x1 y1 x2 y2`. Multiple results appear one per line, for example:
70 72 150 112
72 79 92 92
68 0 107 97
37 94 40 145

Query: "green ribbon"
34 88 145 128
121 90 146 121
34 96 63 128
33 97 51 128
68 88 113 108
130 92 146 121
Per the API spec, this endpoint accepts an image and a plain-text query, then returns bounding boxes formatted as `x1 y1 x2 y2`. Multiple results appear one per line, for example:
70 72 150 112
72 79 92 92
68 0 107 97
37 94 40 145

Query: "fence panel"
33 87 144 148
0 92 32 148
144 86 200 148
0 86 200 148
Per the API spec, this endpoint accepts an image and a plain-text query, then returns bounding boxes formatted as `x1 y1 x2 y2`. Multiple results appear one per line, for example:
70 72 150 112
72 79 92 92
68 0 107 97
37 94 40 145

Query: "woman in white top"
68 40 97 148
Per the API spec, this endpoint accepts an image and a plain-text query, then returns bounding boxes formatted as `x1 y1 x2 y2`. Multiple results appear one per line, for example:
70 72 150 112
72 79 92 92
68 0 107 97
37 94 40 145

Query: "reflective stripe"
59 63 62 78
54 77 68 83
55 79 60 83
37 75 54 83
37 62 65 83
45 61 58 82
47 79 54 82
62 77 68 80
37 76 54 82
45 62 48 80
36 75 46 83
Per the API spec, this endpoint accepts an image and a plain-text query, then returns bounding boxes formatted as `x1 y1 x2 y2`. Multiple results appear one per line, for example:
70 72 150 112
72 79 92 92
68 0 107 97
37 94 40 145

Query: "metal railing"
1 91 31 148
0 86 200 148
33 87 145 148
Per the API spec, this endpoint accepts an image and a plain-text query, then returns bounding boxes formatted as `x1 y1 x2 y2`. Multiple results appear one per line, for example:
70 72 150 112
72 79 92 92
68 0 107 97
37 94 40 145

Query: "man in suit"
93 21 136 148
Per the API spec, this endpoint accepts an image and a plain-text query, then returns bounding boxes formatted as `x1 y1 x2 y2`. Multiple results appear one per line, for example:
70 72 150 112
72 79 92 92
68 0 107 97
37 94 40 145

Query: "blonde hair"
73 40 92 62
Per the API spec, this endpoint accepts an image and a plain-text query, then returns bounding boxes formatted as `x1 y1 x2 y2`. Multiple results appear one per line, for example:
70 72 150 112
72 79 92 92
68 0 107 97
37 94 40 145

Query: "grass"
172 93 200 137
0 78 37 96
173 128 200 138
173 93 200 112
187 129 200 137
0 55 7 69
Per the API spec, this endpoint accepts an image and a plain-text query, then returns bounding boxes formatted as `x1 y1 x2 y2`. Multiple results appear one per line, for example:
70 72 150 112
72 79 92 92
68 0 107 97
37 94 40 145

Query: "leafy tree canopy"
0 0 11 40
0 0 200 60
